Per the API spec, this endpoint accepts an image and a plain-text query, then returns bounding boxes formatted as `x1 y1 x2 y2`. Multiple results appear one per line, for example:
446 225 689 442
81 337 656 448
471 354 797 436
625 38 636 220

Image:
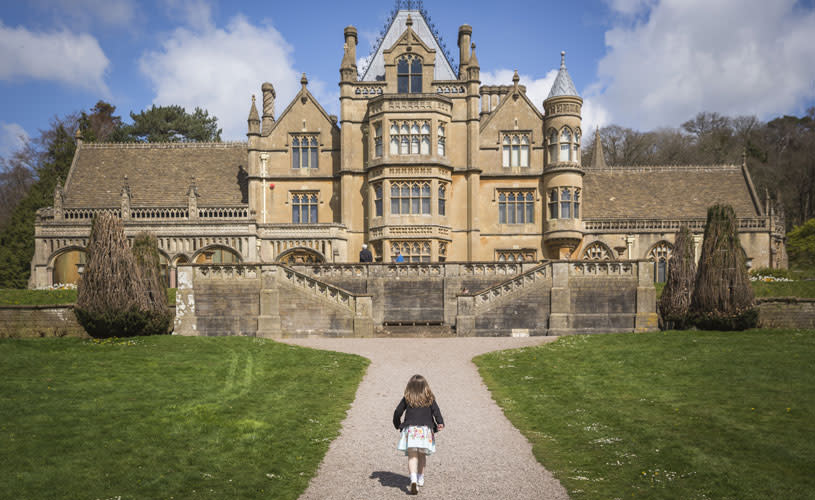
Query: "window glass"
548 189 558 219
374 184 383 217
438 185 446 216
421 136 430 155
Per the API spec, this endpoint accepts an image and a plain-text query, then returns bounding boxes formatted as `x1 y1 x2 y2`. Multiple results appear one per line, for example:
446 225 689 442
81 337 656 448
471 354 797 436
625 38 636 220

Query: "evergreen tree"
124 105 222 142
657 225 696 329
690 204 757 330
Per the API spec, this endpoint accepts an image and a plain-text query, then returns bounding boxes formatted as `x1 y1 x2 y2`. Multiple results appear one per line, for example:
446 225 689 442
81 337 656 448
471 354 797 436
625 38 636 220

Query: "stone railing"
131 207 189 219
469 264 550 309
195 263 261 280
198 206 249 219
63 207 121 220
280 267 357 312
570 261 636 276
584 217 773 233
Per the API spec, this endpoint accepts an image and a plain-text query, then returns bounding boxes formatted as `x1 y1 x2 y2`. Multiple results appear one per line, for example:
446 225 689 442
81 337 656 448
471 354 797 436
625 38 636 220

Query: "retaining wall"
757 297 815 329
0 305 87 338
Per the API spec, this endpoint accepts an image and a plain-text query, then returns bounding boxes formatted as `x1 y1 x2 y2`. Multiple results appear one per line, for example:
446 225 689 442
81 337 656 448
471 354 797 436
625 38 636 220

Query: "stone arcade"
29 3 785 336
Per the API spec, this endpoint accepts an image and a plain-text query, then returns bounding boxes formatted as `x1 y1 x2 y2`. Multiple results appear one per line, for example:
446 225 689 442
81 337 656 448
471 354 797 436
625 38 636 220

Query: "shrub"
690 204 757 330
75 213 168 338
787 218 815 270
658 225 696 329
131 232 172 332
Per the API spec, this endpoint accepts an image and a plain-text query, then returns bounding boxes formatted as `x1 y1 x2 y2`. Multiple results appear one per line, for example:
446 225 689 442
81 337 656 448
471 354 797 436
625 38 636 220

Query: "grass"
654 280 815 299
475 330 815 500
0 288 177 306
0 336 368 500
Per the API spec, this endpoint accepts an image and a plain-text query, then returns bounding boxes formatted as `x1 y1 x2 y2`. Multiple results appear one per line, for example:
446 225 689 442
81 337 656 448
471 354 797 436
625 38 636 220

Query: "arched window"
391 240 431 262
397 56 422 93
391 121 431 156
390 181 431 215
583 242 612 260
502 133 530 167
548 129 558 163
291 135 318 169
374 123 382 157
574 130 581 162
194 247 240 264
438 184 447 216
390 123 399 155
498 190 535 224
374 183 383 217
648 241 674 283
437 125 446 156
52 249 87 285
560 128 572 162
291 192 318 223
548 187 580 220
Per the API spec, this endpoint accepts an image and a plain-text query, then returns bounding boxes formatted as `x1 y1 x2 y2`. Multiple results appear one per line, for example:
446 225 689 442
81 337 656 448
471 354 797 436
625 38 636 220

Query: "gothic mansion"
30 6 785 289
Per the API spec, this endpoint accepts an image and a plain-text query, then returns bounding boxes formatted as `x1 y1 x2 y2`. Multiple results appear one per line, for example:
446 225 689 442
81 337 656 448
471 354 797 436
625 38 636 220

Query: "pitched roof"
63 143 248 208
582 166 761 219
360 9 457 82
547 52 579 99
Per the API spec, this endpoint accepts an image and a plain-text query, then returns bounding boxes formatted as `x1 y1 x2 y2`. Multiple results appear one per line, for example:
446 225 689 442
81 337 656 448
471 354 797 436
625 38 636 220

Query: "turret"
542 51 584 259
247 94 260 137
261 82 275 135
458 24 472 79
341 26 358 82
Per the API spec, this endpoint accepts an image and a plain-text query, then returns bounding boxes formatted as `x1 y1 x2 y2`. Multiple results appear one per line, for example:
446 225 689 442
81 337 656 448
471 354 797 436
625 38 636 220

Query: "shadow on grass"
370 470 409 493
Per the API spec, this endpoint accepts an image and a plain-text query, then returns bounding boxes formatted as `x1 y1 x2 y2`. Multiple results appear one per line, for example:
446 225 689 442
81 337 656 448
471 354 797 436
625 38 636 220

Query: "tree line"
0 102 221 288
583 109 815 228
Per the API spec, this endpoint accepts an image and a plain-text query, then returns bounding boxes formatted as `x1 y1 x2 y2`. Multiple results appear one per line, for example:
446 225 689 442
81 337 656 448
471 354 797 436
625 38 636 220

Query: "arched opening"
169 255 189 289
277 248 325 265
648 241 674 283
582 241 613 261
193 246 241 265
52 248 87 286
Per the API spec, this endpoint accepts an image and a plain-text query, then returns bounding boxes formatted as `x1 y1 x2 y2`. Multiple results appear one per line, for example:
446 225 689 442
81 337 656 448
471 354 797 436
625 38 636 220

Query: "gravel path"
282 337 570 499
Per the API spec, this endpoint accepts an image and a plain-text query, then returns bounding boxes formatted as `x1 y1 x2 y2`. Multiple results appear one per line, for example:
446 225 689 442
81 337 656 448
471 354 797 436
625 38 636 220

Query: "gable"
479 90 543 146
266 88 339 148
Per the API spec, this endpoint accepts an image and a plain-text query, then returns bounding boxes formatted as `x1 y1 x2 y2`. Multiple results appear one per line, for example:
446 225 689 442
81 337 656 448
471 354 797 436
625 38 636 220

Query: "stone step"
376 324 455 338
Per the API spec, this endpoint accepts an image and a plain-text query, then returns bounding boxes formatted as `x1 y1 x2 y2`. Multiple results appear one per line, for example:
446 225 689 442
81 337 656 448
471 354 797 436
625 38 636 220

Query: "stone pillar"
635 261 659 332
549 261 571 335
173 265 197 336
257 265 282 338
353 295 374 337
455 295 475 336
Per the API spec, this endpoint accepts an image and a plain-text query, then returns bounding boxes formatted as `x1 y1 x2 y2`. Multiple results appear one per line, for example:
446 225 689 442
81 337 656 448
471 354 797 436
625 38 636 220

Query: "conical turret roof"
547 51 579 99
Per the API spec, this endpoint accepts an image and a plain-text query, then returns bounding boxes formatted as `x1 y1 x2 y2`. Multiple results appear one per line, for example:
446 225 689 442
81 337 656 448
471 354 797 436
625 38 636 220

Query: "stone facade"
28 5 785 290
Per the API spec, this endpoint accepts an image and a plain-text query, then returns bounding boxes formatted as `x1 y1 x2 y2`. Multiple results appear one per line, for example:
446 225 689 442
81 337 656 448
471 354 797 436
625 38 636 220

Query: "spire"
546 51 579 99
591 128 608 169
469 42 479 68
247 94 260 136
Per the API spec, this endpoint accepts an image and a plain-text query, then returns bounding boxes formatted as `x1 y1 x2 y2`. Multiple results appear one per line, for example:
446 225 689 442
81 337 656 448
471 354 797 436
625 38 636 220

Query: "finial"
512 70 520 84
251 94 256 104
406 14 413 27
560 51 566 68
301 73 308 89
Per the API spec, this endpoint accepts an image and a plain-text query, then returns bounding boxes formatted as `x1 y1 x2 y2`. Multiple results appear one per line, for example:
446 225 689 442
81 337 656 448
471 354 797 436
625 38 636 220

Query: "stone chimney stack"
341 26 358 82
261 83 275 135
458 25 472 79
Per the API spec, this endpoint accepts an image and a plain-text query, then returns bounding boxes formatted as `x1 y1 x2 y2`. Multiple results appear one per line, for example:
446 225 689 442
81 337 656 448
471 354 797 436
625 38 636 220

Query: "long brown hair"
404 374 435 408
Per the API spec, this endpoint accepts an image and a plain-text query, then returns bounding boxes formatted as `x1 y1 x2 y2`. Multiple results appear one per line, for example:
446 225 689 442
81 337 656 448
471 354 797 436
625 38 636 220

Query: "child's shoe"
409 482 418 495
417 475 424 487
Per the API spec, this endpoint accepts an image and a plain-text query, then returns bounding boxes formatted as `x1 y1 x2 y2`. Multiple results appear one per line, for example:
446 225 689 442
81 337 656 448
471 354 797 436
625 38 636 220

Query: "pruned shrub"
690 204 757 330
132 232 172 333
75 213 169 338
658 225 696 329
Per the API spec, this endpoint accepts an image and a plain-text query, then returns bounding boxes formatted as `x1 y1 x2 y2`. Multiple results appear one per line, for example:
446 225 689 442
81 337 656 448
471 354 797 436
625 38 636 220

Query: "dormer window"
397 55 422 94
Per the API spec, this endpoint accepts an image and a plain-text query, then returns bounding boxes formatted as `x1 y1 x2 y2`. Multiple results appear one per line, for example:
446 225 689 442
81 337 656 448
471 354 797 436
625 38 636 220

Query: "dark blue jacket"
393 397 444 432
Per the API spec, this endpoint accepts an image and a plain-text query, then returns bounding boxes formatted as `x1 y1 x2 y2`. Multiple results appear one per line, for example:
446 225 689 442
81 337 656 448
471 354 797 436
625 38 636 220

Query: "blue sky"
2 0 815 158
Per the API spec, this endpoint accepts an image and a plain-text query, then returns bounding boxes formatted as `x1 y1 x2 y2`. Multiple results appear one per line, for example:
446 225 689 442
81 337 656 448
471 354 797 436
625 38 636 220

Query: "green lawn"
0 288 176 306
475 330 815 500
0 336 368 499
654 280 815 299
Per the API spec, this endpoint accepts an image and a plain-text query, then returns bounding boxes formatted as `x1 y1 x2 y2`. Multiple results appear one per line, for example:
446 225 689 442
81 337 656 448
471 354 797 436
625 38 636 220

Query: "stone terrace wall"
0 305 87 338
758 298 815 329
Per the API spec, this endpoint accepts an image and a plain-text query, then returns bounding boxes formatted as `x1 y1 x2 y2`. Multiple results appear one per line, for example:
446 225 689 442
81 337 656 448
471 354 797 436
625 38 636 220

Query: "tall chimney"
261 83 275 135
341 26 358 82
458 25 472 78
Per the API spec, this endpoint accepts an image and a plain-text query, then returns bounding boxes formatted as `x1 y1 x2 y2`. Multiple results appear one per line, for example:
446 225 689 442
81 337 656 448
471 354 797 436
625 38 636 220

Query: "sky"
2 0 815 159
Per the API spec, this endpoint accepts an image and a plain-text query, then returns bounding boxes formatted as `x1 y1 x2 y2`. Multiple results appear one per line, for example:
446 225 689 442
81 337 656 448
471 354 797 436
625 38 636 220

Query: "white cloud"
0 22 109 94
594 0 815 129
480 69 610 133
163 0 214 31
0 122 28 159
140 14 335 141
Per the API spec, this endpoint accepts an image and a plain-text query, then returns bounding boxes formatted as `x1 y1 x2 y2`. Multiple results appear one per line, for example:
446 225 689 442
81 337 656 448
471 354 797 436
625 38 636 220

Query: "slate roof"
360 9 457 82
63 143 248 208
547 52 579 99
582 166 761 219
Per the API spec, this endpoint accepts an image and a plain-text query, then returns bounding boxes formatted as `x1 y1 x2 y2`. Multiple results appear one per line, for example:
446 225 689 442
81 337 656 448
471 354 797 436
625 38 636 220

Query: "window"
560 129 572 162
390 181 431 215
649 241 674 283
194 247 239 264
548 187 580 219
374 123 382 157
390 121 430 155
548 129 558 163
437 125 446 156
291 192 318 223
438 184 447 216
498 190 535 224
374 183 383 217
496 249 536 262
583 242 612 260
392 240 431 262
438 242 448 262
292 135 318 169
397 55 422 93
502 133 530 167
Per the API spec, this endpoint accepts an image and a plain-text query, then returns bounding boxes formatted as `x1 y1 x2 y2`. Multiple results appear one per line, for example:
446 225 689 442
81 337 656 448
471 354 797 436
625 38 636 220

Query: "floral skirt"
397 425 436 455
